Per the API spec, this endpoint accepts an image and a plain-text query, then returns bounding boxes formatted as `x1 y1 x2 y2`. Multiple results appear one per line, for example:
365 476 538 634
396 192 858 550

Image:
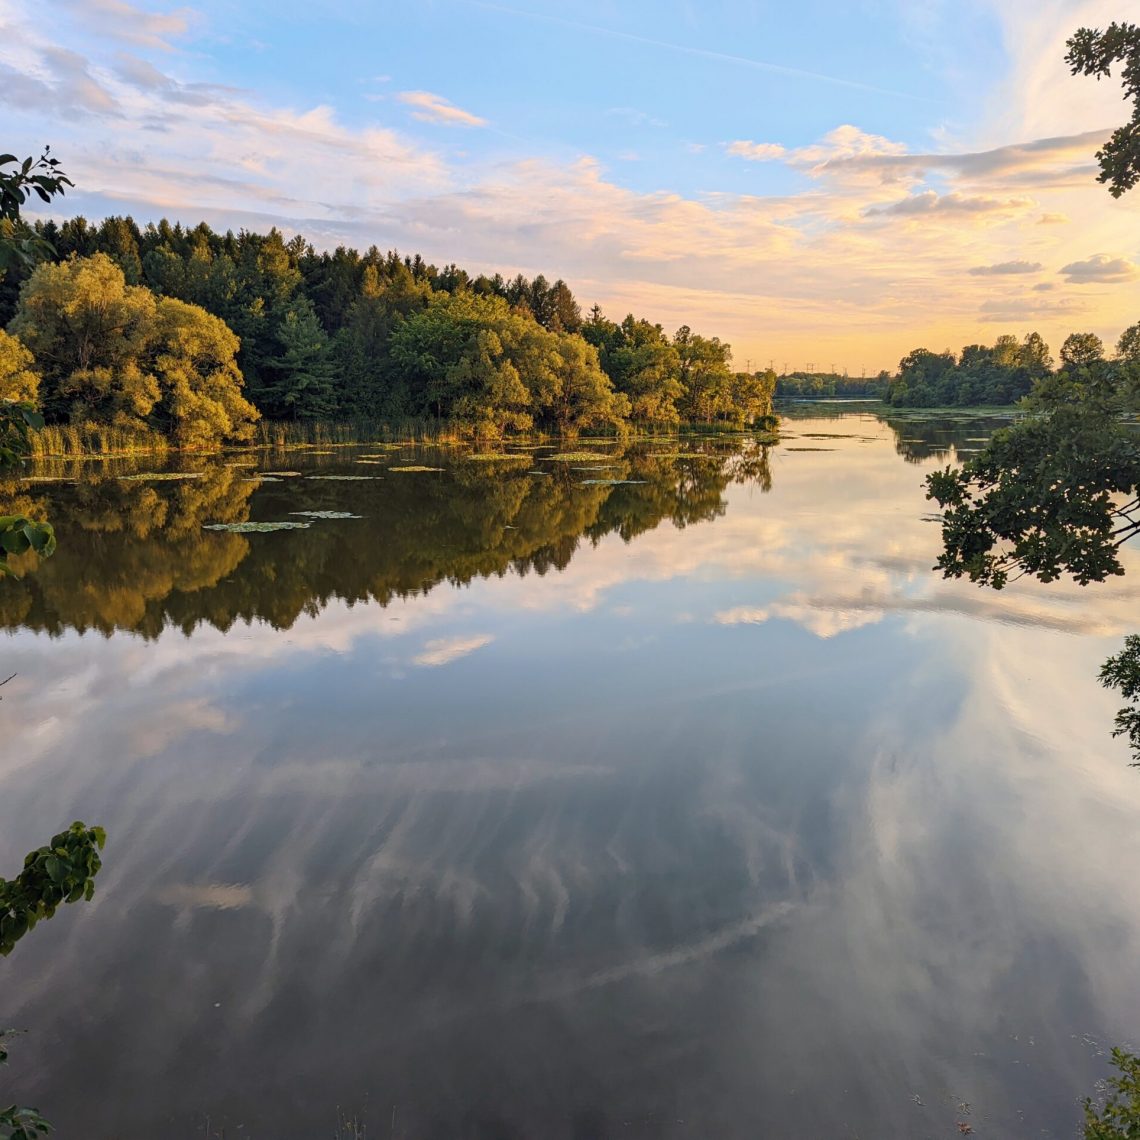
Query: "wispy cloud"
726 140 786 161
412 634 495 667
465 0 933 101
866 190 1036 218
398 90 487 127
968 260 1043 275
55 0 196 51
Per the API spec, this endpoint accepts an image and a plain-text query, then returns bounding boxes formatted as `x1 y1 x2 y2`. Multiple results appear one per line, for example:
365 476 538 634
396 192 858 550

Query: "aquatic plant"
289 511 362 520
118 472 203 481
544 451 618 462
203 521 311 533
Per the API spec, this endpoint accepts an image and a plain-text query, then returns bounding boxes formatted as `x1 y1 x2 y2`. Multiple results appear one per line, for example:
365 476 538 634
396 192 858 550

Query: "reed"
30 422 170 458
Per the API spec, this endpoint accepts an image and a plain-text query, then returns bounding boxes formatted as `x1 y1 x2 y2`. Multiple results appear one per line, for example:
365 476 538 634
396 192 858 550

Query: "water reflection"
0 440 768 637
1 416 1139 1139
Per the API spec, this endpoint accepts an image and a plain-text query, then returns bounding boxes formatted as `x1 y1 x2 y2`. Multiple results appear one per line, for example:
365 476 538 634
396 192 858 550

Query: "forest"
0 217 778 450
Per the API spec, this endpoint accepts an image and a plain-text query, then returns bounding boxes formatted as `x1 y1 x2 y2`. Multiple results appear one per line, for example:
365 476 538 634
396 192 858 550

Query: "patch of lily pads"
290 510 362 520
119 472 204 481
544 451 618 462
306 474 382 480
261 470 303 477
466 453 531 462
388 465 445 473
203 520 311 533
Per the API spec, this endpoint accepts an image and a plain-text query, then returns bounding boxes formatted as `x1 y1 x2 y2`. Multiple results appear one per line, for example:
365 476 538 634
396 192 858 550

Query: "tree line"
882 329 1140 408
773 330 1140 410
0 216 778 449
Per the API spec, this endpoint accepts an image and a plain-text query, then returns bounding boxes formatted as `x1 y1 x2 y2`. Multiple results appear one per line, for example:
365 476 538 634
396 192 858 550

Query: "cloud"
714 602 882 639
726 140 786 161
1060 254 1140 284
412 634 495 667
968 259 1043 275
789 124 908 176
807 129 1109 184
55 0 195 51
1037 212 1068 225
978 296 1085 323
397 90 487 127
866 190 1035 217
0 44 120 116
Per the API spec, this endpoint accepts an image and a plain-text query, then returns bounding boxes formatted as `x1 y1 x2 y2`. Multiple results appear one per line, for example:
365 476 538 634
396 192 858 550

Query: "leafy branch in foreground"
0 150 72 275
925 356 1140 590
1066 22 1140 198
0 822 106 957
1084 1047 1140 1139
1099 637 1140 769
0 824 105 1138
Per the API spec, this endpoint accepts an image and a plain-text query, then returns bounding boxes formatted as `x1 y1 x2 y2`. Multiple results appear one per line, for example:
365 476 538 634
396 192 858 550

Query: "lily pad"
306 474 382 481
580 479 648 485
241 476 282 483
289 510 363 520
203 521 312 533
467 453 531 462
261 470 303 477
119 472 204 482
388 466 445 473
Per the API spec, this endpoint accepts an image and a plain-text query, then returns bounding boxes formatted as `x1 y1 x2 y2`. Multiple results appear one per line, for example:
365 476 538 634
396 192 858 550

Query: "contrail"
465 0 937 103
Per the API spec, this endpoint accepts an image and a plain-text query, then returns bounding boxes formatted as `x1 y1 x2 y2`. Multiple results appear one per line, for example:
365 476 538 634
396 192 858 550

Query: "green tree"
1061 331 1106 368
9 254 258 447
260 297 337 419
1116 322 1140 363
674 325 734 423
0 332 38 404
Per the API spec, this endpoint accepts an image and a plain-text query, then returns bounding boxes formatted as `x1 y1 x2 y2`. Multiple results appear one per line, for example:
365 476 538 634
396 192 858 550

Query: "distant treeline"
0 216 777 449
775 328 1140 409
775 372 889 400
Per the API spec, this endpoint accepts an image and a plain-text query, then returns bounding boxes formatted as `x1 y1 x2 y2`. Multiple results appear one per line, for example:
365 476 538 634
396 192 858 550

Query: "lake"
2 411 1139 1139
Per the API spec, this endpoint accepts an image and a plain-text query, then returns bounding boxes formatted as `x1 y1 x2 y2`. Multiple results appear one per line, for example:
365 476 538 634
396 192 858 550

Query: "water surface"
2 414 1139 1139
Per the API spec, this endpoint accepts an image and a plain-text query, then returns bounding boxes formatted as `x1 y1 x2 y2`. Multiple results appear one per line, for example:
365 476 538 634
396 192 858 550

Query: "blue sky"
3 0 1138 370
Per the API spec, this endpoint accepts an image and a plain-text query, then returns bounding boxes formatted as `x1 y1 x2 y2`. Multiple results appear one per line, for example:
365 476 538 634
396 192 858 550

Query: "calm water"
2 413 1139 1139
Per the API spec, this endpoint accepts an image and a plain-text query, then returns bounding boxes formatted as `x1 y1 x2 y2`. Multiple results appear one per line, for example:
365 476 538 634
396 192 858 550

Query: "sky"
1 0 1138 372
